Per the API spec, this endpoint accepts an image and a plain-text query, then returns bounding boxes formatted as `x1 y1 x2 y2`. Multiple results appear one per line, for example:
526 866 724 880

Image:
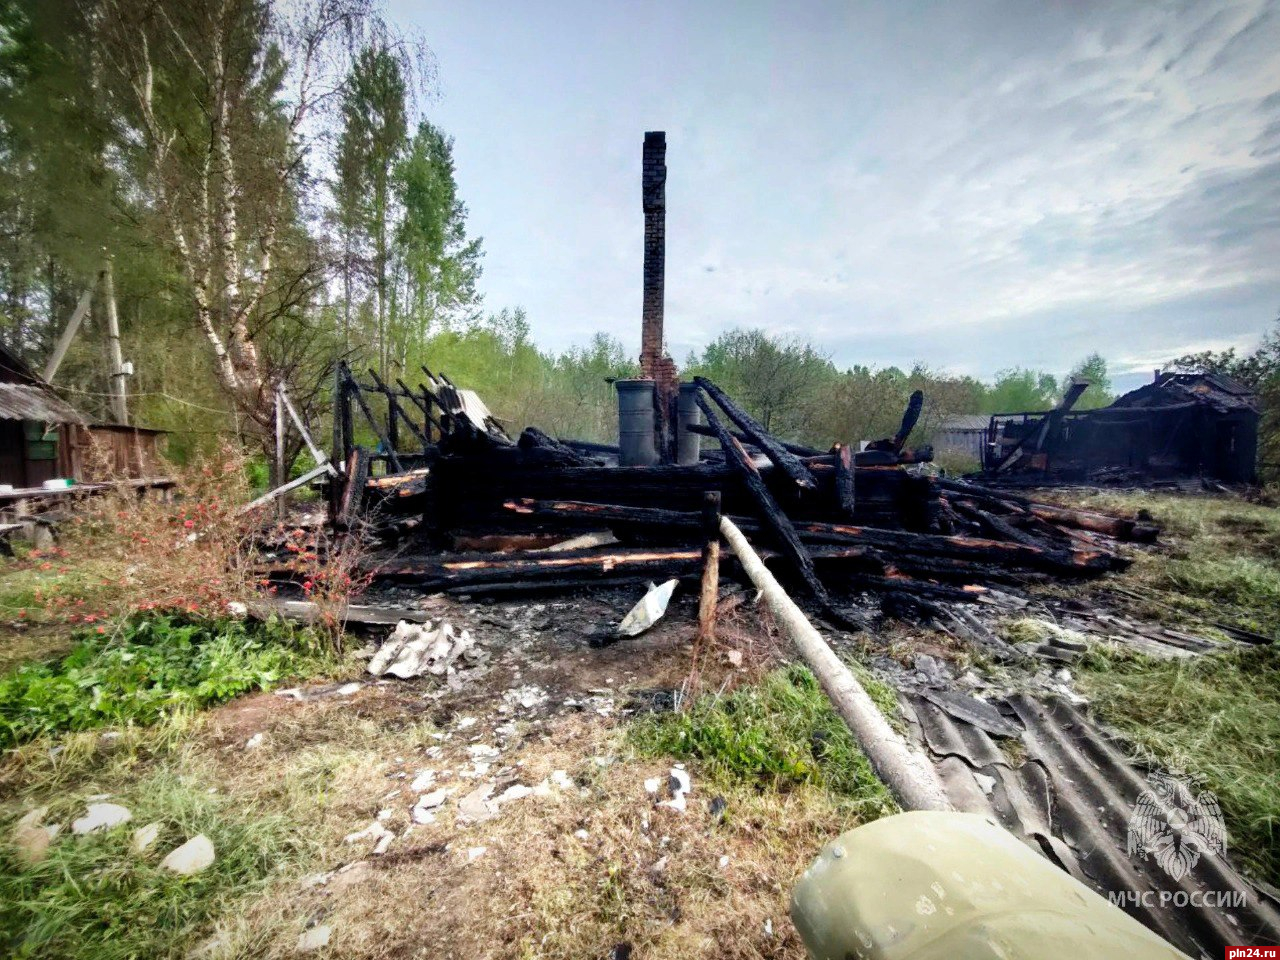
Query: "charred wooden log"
694 389 830 602
832 443 856 519
694 377 817 489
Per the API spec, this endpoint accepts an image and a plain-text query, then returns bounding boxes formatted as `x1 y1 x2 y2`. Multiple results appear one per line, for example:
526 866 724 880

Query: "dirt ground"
181 587 863 959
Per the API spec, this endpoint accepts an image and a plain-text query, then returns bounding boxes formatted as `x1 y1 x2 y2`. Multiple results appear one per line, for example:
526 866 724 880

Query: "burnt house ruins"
311 132 1168 634
984 371 1260 485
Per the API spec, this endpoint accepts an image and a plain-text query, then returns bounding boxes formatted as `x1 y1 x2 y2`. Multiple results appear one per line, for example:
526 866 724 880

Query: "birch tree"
94 0 406 433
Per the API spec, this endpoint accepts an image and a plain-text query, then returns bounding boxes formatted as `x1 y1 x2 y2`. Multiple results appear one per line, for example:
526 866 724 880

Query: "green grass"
0 614 328 747
1045 491 1280 638
1079 643 1280 886
628 664 896 817
0 765 313 960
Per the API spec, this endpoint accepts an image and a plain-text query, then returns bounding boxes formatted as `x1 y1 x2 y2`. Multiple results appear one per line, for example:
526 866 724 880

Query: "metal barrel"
616 379 658 466
676 381 702 465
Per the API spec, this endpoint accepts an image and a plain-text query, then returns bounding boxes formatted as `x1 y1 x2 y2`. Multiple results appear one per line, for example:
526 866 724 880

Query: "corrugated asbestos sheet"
0 382 85 424
906 692 1280 957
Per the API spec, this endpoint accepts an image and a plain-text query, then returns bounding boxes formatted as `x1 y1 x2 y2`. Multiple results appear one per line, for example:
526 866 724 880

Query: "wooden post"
42 283 96 383
102 257 129 425
697 491 721 643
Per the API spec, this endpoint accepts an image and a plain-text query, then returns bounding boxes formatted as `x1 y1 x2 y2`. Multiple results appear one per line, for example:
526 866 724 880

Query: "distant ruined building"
982 371 1259 485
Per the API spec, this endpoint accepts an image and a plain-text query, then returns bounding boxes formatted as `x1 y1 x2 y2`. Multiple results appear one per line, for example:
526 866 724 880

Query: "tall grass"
0 766 313 960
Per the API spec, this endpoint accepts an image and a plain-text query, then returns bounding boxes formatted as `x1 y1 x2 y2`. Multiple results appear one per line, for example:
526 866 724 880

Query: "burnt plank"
694 389 831 604
694 376 817 489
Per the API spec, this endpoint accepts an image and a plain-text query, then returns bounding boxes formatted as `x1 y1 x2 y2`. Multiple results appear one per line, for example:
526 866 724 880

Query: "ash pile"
304 361 1157 633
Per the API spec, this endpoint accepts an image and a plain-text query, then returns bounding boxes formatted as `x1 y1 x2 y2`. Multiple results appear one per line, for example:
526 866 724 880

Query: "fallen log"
720 515 952 812
1026 502 1159 543
500 497 1118 576
371 545 706 589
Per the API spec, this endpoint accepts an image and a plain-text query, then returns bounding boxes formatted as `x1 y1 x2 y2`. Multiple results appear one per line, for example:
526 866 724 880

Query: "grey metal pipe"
616 379 658 466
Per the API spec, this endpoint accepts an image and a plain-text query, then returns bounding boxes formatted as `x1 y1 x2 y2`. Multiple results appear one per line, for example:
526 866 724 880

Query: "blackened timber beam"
694 389 831 604
694 377 817 489
395 377 443 437
368 369 430 450
832 443 856 518
950 500 1046 549
344 370 404 472
499 497 1115 575
685 422 821 458
892 390 924 451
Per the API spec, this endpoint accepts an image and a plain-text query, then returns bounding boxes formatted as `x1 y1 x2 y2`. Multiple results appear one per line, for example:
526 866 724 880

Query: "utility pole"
101 256 129 425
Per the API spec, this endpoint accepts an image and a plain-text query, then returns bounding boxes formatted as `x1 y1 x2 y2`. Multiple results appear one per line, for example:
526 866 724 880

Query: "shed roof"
938 414 991 432
0 382 87 424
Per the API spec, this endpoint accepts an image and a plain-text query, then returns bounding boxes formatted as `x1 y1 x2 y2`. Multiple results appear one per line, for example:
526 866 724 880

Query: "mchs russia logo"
1127 772 1226 881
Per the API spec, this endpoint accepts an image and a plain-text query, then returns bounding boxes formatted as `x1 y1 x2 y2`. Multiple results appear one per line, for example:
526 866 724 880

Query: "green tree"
335 43 408 376
1064 352 1114 409
393 121 483 354
980 368 1061 414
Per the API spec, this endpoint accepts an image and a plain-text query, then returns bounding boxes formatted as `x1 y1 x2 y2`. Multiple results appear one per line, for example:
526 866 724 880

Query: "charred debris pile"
305 360 1157 632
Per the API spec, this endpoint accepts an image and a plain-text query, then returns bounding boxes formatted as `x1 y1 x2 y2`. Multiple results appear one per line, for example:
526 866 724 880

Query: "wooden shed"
0 342 87 489
0 342 168 488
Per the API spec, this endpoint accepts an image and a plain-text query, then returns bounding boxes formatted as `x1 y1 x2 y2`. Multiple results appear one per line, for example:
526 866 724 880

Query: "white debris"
574 829 590 841
327 861 371 894
493 784 534 806
344 820 395 854
659 768 692 813
409 770 437 792
245 733 265 750
467 743 501 761
411 789 453 824
764 918 774 937
367 620 476 679
457 784 497 823
617 579 678 637
643 777 662 795
72 802 132 835
550 770 574 790
226 600 248 618
455 716 477 730
131 822 163 854
718 855 730 869
335 682 363 696
503 685 549 711
160 834 215 875
296 925 332 952
466 846 487 862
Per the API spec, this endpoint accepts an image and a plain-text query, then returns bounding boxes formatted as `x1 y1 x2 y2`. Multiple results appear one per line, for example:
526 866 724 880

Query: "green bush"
0 615 322 746
629 664 895 816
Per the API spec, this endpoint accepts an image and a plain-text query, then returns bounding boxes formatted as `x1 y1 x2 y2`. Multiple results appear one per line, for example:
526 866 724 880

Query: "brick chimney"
640 131 677 460
641 132 666 377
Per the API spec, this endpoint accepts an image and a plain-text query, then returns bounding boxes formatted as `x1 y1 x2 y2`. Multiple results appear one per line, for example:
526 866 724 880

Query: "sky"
387 0 1280 391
